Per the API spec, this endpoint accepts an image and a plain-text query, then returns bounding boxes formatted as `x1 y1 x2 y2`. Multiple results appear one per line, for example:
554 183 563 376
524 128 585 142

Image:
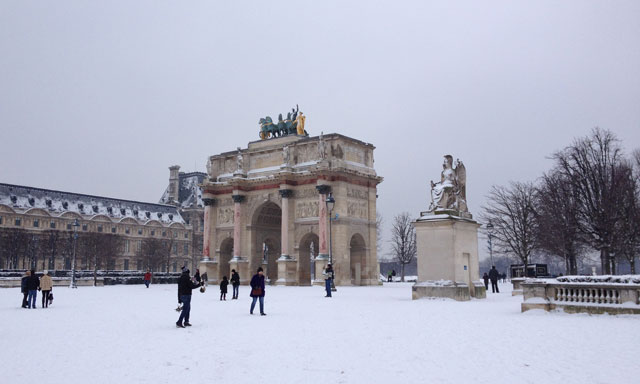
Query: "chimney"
169 165 180 204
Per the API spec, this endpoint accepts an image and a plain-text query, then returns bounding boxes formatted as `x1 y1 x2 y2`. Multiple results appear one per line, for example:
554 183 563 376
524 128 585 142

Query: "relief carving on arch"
217 207 234 225
295 201 319 219
347 200 368 219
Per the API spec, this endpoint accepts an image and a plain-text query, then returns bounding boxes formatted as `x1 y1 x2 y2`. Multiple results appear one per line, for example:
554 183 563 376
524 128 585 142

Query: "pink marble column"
316 185 331 258
232 194 245 260
202 199 214 260
279 189 293 259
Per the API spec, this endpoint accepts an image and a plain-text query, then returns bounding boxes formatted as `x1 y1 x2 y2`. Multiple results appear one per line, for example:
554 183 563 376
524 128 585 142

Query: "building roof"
0 182 185 224
159 172 205 209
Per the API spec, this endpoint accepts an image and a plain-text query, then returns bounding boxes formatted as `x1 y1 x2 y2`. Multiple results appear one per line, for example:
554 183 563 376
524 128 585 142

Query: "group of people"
482 266 502 293
176 263 336 328
386 269 397 282
20 269 53 309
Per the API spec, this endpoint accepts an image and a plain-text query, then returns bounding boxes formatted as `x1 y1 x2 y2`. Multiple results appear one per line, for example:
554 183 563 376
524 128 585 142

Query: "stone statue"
429 155 468 213
236 147 244 173
310 241 315 261
282 145 291 166
318 131 326 160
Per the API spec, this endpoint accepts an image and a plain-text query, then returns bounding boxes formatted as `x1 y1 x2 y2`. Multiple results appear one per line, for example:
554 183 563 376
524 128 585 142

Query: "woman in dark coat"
249 267 266 316
220 276 229 301
230 269 240 300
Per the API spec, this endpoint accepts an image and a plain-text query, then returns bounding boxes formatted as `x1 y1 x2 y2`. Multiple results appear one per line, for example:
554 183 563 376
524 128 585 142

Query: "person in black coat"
489 266 500 293
220 276 229 301
249 267 266 315
482 272 489 290
21 270 30 308
25 269 40 309
176 268 202 328
230 269 240 300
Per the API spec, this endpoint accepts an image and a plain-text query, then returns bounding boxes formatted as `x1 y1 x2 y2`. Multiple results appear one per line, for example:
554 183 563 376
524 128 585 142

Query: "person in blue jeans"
249 267 266 316
323 264 334 297
25 269 40 309
176 268 202 328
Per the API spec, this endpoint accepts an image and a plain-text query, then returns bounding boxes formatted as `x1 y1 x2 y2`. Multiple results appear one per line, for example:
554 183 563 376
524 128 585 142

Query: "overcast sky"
1 1 639 259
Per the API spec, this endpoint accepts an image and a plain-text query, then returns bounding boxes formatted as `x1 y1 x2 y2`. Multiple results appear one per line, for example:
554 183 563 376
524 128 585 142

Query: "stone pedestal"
229 259 249 285
198 260 219 285
276 258 298 285
412 214 486 301
313 257 329 286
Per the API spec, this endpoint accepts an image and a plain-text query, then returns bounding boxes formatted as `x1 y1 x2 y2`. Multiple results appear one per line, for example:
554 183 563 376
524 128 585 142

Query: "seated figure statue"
429 155 467 213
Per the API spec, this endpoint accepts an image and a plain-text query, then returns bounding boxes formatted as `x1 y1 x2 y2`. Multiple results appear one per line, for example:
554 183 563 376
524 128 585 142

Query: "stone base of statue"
412 211 486 301
198 259 218 285
229 258 249 285
276 256 298 286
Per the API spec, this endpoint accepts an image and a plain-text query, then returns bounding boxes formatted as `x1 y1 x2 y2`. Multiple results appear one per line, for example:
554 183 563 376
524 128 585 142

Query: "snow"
556 275 640 284
2 283 639 384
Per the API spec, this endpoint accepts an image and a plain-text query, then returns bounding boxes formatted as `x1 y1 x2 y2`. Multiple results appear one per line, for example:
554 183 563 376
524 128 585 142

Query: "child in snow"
220 276 229 301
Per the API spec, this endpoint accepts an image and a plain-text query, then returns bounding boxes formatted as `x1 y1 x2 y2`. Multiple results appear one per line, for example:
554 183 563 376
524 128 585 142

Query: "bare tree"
389 212 416 282
552 128 628 274
534 171 584 275
481 182 538 273
614 162 640 273
137 238 165 272
78 232 124 285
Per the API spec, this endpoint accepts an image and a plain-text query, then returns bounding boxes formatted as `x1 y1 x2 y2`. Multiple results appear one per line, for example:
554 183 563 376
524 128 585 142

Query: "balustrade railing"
554 286 622 305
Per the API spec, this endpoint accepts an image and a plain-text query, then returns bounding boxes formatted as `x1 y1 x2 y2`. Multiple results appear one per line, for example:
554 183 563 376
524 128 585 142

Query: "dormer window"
46 199 52 207
28 198 35 206
62 201 69 209
92 205 99 213
145 212 151 218
78 203 84 211
157 213 163 219
10 196 17 204
120 208 126 215
107 207 113 214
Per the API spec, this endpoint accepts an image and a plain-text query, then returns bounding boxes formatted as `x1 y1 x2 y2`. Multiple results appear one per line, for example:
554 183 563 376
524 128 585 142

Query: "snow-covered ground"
2 282 638 384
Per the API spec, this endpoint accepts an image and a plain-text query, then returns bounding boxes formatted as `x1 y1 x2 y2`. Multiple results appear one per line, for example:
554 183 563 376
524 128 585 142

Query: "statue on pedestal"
429 155 468 213
318 132 327 160
235 148 244 174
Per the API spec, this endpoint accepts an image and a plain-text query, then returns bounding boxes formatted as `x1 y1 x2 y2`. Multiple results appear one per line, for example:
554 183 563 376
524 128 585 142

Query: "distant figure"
231 269 240 300
176 268 203 328
249 267 266 315
39 270 53 308
392 270 396 278
387 270 393 282
482 272 489 290
26 269 39 309
489 266 500 293
21 270 30 308
144 270 152 288
194 269 201 283
501 273 507 283
323 264 334 297
220 276 229 301
202 272 208 283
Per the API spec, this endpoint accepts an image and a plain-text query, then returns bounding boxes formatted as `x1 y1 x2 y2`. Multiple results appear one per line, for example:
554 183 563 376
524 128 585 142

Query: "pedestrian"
220 276 229 301
176 267 203 328
231 269 240 299
323 263 334 297
21 270 30 308
201 272 208 284
39 270 53 309
26 269 39 309
489 265 500 293
387 270 392 282
482 272 489 290
249 267 266 315
392 269 396 278
194 268 201 284
143 270 152 288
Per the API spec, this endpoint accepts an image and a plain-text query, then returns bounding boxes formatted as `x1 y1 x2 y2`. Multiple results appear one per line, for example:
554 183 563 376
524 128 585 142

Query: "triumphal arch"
198 113 382 286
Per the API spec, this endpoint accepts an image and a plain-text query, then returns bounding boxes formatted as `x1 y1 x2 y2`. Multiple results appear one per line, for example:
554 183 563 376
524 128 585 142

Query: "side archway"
350 233 367 286
219 237 234 281
298 232 319 286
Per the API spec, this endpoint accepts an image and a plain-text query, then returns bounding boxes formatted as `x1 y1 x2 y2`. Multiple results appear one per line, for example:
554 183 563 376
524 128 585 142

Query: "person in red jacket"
143 270 152 288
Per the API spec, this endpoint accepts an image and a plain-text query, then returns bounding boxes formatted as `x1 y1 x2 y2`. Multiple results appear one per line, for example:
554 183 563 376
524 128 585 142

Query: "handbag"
251 287 263 296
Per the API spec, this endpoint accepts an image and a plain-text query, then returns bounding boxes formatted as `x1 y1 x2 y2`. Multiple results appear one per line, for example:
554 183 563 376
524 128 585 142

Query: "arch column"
276 188 296 285
199 197 218 283
230 194 249 282
315 185 331 260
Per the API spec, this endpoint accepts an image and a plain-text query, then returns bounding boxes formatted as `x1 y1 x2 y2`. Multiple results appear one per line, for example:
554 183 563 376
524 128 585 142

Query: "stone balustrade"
521 277 640 315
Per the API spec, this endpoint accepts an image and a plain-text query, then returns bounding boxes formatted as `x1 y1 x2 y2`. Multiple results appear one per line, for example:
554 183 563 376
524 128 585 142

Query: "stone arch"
250 201 281 283
219 237 234 281
298 232 319 286
349 233 367 286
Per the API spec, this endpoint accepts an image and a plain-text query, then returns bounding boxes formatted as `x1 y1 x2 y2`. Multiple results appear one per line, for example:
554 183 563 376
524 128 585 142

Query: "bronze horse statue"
259 105 304 140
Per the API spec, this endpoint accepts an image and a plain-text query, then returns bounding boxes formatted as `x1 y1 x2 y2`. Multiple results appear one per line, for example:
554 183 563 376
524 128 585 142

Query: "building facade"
0 183 193 272
199 133 383 286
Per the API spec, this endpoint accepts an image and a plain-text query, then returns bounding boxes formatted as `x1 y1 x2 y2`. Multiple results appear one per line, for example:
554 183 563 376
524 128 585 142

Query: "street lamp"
70 219 80 289
325 193 337 292
486 221 494 267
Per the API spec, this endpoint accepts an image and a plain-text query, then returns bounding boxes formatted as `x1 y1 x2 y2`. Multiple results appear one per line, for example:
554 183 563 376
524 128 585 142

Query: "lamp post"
486 221 494 267
325 193 337 292
70 219 80 288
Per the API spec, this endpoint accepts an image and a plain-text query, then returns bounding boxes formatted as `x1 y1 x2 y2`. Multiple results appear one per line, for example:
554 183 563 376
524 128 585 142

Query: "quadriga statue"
258 105 308 140
429 155 468 214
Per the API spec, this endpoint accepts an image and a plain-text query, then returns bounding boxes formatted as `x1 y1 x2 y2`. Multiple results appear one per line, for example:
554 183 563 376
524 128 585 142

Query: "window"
172 262 177 272
184 232 188 239
124 240 130 253
111 227 116 233
173 232 178 238
162 231 166 237
0 216 3 225
173 244 177 255
64 258 71 270
125 227 130 234
138 229 142 235
82 224 88 231
15 218 21 226
97 225 103 233
151 230 155 236
184 244 189 254
136 259 143 271
137 241 141 251
33 219 39 228
124 259 129 270
67 223 72 230
50 221 56 229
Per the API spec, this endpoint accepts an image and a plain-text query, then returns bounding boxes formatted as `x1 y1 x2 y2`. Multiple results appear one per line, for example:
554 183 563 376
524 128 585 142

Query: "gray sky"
2 1 639 259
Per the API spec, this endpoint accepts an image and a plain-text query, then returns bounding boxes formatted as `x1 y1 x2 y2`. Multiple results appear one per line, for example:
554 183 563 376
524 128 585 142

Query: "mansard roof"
0 182 185 224
159 171 205 209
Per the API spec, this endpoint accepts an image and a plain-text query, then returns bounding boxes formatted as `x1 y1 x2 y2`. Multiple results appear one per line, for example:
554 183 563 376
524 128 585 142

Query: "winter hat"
257 267 263 273
43 270 48 275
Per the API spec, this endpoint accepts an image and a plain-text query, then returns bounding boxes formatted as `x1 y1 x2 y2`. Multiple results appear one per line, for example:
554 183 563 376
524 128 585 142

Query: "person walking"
143 270 152 288
220 276 229 301
231 269 240 300
176 267 202 328
489 266 500 293
21 270 30 308
26 269 39 309
482 272 489 290
249 267 266 315
387 270 393 282
194 269 201 284
39 270 53 309
323 264 334 298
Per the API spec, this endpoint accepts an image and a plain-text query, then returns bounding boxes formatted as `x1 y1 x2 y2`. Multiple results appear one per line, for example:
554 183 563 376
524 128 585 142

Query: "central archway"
251 201 281 284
